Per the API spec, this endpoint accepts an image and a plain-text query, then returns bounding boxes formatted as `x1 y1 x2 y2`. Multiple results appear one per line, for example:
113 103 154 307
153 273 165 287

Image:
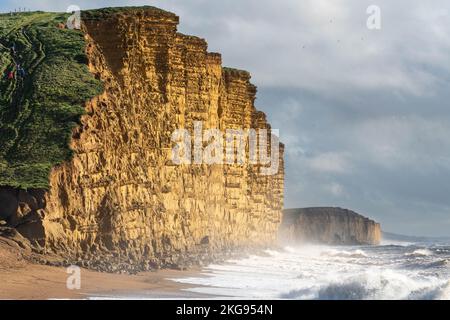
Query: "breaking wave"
321 249 368 258
172 242 450 300
405 249 433 257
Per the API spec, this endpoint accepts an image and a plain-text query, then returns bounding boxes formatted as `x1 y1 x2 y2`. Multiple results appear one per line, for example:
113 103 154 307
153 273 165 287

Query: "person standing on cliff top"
10 43 16 55
7 69 15 80
16 64 25 78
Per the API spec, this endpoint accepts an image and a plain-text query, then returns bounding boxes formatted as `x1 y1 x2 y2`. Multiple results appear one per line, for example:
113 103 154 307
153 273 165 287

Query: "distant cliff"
280 208 381 245
0 7 284 272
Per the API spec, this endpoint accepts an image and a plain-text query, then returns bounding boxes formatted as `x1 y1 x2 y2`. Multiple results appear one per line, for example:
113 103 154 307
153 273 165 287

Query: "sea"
170 236 450 300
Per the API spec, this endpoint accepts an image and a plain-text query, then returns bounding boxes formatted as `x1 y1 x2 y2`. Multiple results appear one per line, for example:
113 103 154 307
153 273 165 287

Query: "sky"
1 0 450 236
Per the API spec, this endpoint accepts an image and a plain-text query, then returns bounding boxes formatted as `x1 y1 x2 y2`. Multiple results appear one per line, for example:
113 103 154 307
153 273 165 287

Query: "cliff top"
223 67 251 80
0 11 103 189
81 6 178 22
283 207 379 224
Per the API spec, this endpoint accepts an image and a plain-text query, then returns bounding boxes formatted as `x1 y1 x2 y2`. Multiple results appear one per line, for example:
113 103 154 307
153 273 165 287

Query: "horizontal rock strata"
0 7 284 272
280 207 381 245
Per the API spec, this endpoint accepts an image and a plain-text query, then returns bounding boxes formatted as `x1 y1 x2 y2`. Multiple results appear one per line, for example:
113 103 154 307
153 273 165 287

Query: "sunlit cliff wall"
0 7 284 271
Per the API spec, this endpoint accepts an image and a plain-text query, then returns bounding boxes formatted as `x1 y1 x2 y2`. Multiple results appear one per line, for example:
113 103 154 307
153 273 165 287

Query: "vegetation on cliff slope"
80 6 176 20
0 12 103 189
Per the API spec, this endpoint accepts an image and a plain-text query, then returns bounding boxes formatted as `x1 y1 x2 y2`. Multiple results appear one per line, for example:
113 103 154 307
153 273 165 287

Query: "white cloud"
324 182 346 197
307 152 351 173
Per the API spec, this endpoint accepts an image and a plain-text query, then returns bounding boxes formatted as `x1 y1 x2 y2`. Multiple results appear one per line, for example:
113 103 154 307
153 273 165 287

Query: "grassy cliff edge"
0 11 103 189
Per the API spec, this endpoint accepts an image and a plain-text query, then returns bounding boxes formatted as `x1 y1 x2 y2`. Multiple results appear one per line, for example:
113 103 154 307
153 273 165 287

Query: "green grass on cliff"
80 6 176 20
0 11 103 189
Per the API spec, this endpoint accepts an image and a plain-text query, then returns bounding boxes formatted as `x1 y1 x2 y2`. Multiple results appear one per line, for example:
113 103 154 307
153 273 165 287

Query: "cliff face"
280 208 381 245
0 7 284 271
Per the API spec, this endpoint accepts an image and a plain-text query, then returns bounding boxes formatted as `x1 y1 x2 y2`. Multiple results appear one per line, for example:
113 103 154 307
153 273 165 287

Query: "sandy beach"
0 238 210 300
0 265 210 300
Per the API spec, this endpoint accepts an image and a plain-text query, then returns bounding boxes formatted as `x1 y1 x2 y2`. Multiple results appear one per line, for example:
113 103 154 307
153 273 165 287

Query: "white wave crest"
321 249 368 258
405 249 433 257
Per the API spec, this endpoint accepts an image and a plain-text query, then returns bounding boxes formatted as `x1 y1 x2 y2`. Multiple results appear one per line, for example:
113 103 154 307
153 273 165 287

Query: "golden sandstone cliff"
0 7 284 272
280 208 381 245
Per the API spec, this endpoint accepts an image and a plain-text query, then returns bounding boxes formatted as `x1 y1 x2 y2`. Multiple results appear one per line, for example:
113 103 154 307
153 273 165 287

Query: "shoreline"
0 238 216 300
0 234 274 300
